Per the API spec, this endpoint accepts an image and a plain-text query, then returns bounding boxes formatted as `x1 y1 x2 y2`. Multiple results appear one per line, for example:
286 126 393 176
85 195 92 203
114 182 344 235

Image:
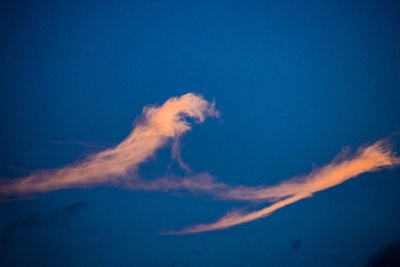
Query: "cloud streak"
0 93 399 235
1 202 88 245
170 141 399 234
0 93 218 196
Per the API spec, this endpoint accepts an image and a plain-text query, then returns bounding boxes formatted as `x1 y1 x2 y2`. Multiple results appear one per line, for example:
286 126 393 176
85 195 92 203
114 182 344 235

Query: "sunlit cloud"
170 141 399 234
131 172 226 192
0 93 219 196
1 93 398 235
171 137 192 173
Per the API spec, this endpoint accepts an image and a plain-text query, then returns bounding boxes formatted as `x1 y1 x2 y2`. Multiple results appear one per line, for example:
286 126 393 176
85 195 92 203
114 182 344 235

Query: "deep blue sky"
1 0 400 266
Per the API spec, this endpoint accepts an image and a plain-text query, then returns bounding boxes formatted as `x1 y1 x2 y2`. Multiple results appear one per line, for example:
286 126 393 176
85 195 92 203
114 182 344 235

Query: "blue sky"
1 0 400 266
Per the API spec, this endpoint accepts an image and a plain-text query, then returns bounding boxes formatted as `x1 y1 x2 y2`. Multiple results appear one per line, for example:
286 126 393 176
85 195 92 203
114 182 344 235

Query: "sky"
1 0 400 266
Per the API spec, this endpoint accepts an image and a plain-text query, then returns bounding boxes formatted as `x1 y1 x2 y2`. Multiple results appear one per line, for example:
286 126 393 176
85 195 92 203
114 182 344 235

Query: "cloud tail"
169 140 399 234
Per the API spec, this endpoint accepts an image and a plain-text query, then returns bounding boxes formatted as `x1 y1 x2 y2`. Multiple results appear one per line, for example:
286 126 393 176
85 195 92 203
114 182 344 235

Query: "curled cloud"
170 141 399 234
0 93 399 235
0 93 218 196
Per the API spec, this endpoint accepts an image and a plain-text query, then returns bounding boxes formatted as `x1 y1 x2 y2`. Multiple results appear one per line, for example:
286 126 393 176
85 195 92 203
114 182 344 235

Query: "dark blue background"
1 0 400 266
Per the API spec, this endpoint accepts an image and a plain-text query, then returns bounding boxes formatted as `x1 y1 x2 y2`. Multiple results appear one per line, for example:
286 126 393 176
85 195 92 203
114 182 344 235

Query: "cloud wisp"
170 141 399 234
0 93 218 196
1 201 88 246
0 93 399 235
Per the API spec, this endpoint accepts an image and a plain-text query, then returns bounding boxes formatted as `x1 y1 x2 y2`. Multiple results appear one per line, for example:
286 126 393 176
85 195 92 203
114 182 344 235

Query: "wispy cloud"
0 93 218 196
218 141 399 202
49 140 107 149
169 141 399 234
1 202 88 245
0 94 398 235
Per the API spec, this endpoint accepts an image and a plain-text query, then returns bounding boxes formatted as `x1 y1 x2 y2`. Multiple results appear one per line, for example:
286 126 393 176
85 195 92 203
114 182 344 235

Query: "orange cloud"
0 93 218 196
170 141 399 234
169 193 311 235
1 93 398 235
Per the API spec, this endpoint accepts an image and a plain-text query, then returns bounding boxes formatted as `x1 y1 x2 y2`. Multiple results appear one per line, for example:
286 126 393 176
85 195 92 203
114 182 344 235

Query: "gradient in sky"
1 0 400 266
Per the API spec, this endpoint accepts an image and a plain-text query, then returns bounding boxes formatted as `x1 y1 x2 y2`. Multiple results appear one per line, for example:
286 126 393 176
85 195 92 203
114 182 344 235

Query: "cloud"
291 239 302 251
170 259 195 267
1 202 88 245
192 249 203 255
50 140 106 149
169 141 399 234
171 138 192 173
218 141 399 202
130 172 226 192
0 93 218 196
169 193 311 234
0 93 399 235
49 201 89 220
1 213 39 245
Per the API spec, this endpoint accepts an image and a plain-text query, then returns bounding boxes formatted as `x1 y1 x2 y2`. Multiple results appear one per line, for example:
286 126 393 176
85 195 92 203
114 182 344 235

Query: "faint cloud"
1 201 89 246
50 140 107 149
170 259 195 267
0 94 399 235
291 239 302 251
192 249 203 256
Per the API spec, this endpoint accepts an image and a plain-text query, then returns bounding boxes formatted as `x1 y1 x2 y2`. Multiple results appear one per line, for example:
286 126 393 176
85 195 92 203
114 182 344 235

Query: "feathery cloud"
0 93 218 196
170 141 399 234
0 94 398 235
